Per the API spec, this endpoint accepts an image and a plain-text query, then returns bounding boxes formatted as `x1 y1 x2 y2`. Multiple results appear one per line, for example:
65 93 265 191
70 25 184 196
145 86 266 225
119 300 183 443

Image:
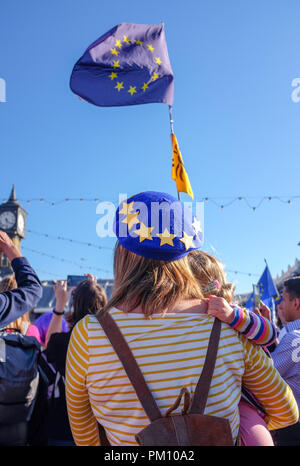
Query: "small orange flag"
171 133 194 199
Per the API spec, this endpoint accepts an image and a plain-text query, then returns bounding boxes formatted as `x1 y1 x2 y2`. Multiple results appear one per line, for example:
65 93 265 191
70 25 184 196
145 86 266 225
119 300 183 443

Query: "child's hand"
207 296 235 324
253 301 271 320
259 301 271 320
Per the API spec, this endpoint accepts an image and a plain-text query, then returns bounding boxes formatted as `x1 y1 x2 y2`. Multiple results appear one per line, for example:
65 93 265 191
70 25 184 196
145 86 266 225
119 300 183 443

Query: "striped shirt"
65 308 298 446
229 306 277 346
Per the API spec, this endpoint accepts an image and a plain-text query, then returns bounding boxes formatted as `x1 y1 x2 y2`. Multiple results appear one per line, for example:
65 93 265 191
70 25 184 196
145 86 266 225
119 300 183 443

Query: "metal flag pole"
169 105 174 134
169 105 180 200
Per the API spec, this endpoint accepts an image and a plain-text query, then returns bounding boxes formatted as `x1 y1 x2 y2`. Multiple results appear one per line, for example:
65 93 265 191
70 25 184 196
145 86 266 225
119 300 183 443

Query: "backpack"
97 312 234 446
46 363 75 443
0 330 41 424
27 352 53 445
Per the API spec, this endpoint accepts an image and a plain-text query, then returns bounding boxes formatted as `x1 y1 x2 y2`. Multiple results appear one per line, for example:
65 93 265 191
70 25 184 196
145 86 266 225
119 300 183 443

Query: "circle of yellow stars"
107 35 163 96
118 201 202 250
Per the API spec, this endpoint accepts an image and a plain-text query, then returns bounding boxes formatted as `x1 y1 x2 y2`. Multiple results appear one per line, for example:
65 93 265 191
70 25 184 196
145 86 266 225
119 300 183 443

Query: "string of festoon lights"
1 195 299 211
24 229 260 278
17 195 289 279
205 195 297 211
22 246 112 276
27 229 111 250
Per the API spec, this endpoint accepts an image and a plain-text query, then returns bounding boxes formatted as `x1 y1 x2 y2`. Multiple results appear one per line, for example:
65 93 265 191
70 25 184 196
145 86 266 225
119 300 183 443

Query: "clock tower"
0 185 27 278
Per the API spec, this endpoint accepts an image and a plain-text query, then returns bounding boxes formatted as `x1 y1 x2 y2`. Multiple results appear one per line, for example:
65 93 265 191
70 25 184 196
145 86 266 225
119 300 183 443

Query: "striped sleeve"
65 317 100 446
230 306 277 346
241 335 299 430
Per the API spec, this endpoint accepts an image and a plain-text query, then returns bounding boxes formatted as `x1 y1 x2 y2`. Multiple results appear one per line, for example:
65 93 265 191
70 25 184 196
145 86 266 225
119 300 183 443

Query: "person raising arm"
0 231 43 327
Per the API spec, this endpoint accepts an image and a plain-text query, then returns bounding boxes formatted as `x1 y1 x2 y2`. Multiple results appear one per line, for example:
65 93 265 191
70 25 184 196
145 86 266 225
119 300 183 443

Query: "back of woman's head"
101 242 203 319
67 279 107 329
106 190 205 318
188 250 235 303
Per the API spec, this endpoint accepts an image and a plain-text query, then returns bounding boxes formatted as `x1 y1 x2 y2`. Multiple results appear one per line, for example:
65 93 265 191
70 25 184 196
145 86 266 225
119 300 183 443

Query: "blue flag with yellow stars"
245 265 279 320
70 23 174 107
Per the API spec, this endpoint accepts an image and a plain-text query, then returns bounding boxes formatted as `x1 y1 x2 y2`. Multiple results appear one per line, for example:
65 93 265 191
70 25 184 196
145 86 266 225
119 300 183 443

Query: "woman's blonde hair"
0 275 31 332
100 242 204 319
188 250 235 303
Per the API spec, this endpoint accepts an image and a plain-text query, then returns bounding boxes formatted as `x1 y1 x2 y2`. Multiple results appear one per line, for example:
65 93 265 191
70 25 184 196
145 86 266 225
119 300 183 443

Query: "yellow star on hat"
156 228 177 247
121 210 140 230
120 201 140 230
119 201 134 216
179 232 194 250
134 223 154 243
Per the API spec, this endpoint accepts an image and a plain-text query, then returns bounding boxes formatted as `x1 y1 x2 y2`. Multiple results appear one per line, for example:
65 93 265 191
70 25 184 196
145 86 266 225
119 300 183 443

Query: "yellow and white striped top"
65 308 298 446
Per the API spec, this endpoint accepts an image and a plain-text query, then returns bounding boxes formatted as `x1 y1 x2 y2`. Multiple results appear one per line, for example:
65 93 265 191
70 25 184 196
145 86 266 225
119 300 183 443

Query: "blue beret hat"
114 191 203 261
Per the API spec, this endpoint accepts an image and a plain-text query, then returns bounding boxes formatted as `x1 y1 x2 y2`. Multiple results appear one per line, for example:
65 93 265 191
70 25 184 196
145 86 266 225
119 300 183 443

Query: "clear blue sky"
1 0 300 294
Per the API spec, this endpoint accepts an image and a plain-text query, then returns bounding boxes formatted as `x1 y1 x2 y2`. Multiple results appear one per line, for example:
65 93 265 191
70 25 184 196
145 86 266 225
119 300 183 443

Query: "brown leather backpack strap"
96 311 162 422
189 318 221 414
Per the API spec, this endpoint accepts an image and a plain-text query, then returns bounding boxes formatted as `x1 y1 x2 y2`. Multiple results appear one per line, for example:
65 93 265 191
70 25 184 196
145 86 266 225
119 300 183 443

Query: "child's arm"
207 296 277 346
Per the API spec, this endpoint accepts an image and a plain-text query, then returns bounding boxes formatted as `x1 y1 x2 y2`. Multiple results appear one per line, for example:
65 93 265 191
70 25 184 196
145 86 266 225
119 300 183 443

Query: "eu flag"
245 265 279 320
70 23 174 107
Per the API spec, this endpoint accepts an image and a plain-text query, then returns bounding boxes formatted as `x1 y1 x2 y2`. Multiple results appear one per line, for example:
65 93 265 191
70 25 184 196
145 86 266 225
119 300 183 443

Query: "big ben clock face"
0 211 16 230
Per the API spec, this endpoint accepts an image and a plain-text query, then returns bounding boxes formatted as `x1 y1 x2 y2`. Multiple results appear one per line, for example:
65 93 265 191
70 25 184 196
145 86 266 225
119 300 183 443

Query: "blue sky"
1 0 300 294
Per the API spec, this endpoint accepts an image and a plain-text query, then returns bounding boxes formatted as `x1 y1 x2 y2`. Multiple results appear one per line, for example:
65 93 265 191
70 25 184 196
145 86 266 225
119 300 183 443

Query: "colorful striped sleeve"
241 336 299 430
229 306 277 346
65 317 100 446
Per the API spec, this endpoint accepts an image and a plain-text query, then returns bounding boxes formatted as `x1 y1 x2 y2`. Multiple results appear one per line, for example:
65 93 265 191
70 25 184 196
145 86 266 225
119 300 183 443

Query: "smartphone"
253 284 261 308
67 275 86 287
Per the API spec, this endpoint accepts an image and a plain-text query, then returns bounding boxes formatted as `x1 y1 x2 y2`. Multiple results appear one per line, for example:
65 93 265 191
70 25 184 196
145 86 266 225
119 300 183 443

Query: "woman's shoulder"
79 308 123 325
71 313 99 338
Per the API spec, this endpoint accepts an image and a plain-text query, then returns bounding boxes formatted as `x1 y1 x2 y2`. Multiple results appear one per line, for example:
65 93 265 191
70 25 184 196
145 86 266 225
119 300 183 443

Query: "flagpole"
169 105 180 200
168 105 174 134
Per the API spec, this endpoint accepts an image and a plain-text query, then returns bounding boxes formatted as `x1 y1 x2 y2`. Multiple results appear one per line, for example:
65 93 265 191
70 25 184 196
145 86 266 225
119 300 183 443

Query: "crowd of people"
0 190 300 447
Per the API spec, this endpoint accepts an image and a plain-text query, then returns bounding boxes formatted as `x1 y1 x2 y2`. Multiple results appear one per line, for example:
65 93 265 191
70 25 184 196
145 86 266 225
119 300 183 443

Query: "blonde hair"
0 275 31 332
100 242 204 319
188 250 235 303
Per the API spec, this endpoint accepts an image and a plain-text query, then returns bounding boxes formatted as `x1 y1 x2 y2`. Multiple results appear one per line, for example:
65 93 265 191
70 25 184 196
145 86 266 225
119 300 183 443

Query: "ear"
294 297 300 311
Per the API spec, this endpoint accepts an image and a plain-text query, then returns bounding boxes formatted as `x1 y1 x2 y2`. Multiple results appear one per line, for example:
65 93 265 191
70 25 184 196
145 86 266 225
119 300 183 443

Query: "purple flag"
70 23 174 107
